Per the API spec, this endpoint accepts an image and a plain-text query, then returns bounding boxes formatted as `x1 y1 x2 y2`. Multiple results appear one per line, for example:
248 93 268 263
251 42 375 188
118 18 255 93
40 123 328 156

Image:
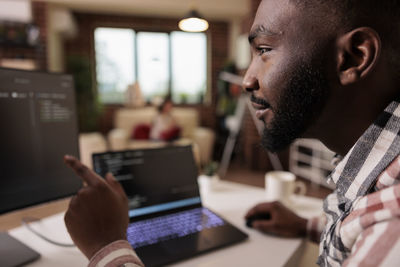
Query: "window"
171 31 207 103
137 32 169 98
94 27 207 104
94 28 135 104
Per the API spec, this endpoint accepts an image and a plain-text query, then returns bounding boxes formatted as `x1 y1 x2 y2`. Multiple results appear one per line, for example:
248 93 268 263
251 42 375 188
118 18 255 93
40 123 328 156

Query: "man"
64 0 400 266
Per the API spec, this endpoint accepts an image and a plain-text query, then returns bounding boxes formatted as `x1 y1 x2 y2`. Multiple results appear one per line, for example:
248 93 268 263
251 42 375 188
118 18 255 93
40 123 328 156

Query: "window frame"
92 25 209 105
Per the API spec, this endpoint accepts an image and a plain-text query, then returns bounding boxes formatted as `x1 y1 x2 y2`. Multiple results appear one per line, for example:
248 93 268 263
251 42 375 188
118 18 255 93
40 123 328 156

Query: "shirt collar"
327 99 400 203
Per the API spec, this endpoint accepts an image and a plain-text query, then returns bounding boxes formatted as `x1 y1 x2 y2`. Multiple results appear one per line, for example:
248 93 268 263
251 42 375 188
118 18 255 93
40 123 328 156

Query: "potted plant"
66 55 102 133
198 161 220 193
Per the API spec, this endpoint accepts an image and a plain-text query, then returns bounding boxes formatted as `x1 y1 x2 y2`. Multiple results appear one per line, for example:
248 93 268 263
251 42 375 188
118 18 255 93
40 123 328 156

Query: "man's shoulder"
344 183 400 227
339 186 400 257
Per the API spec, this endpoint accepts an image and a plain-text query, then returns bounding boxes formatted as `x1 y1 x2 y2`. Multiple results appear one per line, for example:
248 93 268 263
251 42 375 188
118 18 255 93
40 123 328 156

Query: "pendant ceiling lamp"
178 9 209 32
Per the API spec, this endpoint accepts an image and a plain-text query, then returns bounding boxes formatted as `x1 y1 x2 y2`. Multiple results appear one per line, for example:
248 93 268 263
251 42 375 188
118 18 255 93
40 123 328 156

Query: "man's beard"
260 62 330 152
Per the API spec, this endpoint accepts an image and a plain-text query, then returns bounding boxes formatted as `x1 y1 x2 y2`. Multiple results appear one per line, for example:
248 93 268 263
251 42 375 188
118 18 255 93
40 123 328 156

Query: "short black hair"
292 0 400 80
292 1 399 18
291 0 399 31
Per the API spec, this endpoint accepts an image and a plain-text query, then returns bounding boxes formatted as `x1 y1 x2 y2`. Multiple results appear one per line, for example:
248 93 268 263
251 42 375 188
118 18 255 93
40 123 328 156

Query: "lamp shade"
178 10 209 32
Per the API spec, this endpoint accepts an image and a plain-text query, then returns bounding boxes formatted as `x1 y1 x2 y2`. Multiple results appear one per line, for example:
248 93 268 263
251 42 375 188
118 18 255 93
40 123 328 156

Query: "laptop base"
0 232 41 267
135 223 248 267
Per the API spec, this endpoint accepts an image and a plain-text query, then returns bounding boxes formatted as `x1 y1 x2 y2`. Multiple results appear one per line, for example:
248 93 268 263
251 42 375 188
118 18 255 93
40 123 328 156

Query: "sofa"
107 107 215 166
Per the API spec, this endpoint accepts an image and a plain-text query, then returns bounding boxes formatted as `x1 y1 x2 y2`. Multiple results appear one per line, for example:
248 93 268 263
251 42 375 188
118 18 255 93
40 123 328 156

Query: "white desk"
8 180 323 267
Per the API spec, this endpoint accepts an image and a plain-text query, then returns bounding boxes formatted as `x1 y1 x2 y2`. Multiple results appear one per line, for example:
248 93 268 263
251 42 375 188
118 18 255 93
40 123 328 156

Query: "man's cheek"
261 63 288 107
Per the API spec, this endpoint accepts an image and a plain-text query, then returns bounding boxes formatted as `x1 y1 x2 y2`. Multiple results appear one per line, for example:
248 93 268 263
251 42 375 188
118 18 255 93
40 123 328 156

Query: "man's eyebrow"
248 25 280 44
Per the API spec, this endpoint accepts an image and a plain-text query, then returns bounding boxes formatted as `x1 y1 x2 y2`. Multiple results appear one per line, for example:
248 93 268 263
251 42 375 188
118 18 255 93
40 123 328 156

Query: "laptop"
92 145 248 266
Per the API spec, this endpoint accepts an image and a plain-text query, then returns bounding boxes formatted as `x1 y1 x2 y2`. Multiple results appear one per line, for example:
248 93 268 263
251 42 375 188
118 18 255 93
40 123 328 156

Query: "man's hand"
63 155 129 259
245 201 307 237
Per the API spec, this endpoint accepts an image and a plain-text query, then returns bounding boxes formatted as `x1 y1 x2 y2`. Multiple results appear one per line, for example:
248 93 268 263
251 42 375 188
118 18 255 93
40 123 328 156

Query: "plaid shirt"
308 100 400 266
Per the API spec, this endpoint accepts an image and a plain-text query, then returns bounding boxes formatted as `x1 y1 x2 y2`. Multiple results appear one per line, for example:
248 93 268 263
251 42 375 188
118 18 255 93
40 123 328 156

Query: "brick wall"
64 12 229 133
32 1 48 69
0 1 48 70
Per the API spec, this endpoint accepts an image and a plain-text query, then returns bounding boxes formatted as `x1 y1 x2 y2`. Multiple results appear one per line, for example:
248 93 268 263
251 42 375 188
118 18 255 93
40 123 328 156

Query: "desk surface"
7 180 323 267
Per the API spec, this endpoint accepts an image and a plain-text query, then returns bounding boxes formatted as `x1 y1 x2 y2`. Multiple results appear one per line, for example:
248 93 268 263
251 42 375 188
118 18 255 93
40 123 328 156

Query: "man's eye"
257 47 272 55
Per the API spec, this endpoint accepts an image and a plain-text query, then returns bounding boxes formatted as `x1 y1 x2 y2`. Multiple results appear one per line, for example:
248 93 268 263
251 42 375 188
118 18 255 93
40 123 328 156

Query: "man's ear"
336 27 381 85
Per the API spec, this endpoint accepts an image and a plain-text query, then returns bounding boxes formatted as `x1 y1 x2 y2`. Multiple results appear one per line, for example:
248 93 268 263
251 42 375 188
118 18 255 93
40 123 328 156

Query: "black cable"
21 217 75 248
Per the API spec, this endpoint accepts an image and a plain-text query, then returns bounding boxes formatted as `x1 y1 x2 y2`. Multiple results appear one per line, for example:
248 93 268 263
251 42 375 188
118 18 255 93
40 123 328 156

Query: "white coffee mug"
265 171 306 204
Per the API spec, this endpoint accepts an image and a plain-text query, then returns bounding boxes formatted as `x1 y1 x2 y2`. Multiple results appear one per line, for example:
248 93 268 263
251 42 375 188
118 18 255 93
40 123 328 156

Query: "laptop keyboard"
127 207 226 248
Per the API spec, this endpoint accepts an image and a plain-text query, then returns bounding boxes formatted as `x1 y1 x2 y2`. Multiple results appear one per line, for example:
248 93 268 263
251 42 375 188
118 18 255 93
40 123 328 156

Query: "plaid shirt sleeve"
342 218 400 267
306 213 327 243
88 240 144 267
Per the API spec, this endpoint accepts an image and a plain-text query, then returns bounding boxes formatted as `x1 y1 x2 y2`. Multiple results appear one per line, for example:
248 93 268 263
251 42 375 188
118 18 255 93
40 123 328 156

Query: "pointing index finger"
64 155 102 187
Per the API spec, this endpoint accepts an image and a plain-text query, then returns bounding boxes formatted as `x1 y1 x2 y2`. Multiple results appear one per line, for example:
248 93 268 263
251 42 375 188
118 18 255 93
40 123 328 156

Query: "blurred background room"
0 0 339 216
0 1 339 265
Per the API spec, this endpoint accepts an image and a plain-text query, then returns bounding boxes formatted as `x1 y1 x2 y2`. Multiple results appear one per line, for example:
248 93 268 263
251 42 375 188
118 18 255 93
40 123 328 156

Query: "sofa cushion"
160 126 181 141
171 108 198 138
115 107 199 139
131 123 151 140
115 107 157 135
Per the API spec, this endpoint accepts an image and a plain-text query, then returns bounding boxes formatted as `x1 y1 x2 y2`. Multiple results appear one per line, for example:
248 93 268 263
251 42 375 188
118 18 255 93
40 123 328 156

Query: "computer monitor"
0 68 81 266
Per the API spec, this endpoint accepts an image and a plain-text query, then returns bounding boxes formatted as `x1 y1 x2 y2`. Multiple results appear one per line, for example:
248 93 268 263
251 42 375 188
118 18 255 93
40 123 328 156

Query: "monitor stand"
0 232 40 267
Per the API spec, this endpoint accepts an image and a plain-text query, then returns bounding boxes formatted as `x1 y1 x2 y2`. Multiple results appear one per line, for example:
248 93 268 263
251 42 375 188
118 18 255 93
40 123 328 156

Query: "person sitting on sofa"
150 96 181 141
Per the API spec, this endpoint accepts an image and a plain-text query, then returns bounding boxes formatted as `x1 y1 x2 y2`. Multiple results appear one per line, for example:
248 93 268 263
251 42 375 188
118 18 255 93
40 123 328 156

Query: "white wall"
0 0 32 22
47 4 77 72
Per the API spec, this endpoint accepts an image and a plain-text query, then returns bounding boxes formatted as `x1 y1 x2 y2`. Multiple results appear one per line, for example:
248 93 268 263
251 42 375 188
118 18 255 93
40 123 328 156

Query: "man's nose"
242 72 259 93
242 63 259 92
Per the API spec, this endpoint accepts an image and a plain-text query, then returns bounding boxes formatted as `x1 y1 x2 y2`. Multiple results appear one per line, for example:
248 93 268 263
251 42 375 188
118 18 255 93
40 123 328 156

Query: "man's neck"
311 94 397 156
319 117 372 156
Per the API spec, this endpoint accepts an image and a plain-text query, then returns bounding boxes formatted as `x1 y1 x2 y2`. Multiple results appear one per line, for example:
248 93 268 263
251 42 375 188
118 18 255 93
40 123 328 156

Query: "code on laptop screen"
92 146 200 212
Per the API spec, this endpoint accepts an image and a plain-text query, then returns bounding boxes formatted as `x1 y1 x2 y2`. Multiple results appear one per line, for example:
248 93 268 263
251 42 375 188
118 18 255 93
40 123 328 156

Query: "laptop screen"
92 146 201 218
